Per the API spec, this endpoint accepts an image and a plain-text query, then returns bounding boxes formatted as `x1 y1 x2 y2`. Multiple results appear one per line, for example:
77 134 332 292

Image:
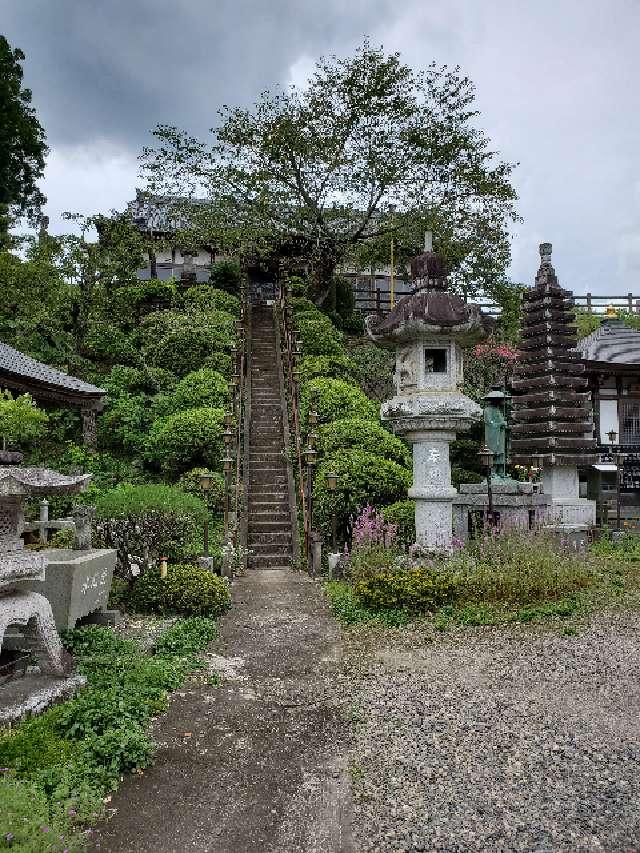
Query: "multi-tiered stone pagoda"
510 243 596 527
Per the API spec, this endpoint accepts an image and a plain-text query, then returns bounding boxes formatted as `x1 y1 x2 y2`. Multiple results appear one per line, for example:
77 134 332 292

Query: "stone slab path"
93 571 353 853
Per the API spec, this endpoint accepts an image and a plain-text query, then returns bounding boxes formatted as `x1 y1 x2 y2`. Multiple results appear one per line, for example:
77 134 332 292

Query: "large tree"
141 41 519 300
0 36 47 245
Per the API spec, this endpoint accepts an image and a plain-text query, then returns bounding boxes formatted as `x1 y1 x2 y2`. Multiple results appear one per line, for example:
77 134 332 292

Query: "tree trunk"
308 243 338 305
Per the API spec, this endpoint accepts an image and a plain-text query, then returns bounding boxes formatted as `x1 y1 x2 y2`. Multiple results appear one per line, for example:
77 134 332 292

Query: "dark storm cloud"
1 0 392 150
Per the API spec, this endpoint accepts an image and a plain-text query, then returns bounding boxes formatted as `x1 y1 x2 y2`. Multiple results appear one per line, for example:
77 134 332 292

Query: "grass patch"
0 617 218 850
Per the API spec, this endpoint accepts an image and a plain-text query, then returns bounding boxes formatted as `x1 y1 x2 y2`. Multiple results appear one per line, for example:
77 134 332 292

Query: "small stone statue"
72 504 95 550
483 389 508 479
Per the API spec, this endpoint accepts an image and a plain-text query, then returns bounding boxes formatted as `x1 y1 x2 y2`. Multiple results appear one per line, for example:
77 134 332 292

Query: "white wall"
599 398 619 443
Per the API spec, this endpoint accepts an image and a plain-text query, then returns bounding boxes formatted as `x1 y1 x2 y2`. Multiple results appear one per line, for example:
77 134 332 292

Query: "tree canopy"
141 41 519 300
0 36 47 244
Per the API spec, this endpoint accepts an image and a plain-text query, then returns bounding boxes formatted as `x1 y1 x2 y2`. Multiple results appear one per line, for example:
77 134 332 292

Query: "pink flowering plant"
344 506 401 580
464 340 517 403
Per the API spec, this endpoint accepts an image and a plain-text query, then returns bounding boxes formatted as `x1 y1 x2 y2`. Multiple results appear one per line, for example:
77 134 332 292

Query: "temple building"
0 343 105 449
577 313 640 517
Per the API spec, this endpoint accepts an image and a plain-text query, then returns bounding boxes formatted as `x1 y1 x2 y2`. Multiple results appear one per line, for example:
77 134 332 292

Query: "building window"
621 400 640 445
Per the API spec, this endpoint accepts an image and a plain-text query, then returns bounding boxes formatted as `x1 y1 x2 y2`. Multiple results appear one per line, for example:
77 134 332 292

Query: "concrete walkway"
94 571 353 853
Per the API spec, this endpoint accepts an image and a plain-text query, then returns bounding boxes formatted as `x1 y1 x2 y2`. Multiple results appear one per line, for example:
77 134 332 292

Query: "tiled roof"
0 342 105 397
577 319 640 364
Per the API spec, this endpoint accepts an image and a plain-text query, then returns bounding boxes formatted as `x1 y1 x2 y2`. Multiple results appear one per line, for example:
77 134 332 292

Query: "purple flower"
40 826 50 833
67 808 77 817
5 832 14 842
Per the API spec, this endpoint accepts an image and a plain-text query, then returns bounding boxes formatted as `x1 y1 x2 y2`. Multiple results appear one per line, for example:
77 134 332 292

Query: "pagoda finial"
539 242 553 266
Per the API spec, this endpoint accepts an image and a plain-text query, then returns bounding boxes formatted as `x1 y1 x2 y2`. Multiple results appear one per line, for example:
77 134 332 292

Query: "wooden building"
577 314 640 516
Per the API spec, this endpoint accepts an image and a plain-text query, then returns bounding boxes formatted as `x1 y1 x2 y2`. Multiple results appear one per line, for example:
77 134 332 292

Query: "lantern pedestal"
542 464 595 528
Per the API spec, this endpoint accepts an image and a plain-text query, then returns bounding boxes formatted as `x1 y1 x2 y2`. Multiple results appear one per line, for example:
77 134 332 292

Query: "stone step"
248 518 293 528
248 556 291 569
248 532 292 545
248 543 293 556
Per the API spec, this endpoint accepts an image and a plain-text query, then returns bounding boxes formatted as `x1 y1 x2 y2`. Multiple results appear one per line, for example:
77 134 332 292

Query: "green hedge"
317 418 410 467
146 406 225 473
300 377 378 427
382 500 416 548
129 564 231 617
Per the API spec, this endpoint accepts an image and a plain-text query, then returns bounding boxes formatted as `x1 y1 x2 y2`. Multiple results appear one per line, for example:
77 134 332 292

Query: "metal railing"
276 278 318 572
353 288 640 318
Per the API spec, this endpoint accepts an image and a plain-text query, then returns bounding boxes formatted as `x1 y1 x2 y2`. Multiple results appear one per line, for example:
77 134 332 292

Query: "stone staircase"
247 306 293 569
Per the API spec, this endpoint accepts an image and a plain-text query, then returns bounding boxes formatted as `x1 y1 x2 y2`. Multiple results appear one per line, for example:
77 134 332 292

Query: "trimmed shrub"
114 279 178 314
141 309 235 377
291 296 320 316
297 315 345 357
145 406 225 474
314 450 411 537
318 418 410 467
104 364 177 396
298 355 356 383
182 285 240 316
151 368 228 418
349 343 395 402
382 500 416 548
129 564 231 617
354 566 458 612
288 275 307 296
95 484 208 577
300 377 378 427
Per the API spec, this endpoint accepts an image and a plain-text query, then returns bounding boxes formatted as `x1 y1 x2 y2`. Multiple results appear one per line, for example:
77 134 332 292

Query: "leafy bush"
349 343 395 401
154 616 217 657
318 418 410 467
151 368 228 418
382 500 415 548
300 378 378 427
290 296 321 316
298 355 355 383
99 392 150 455
314 450 411 536
354 566 458 612
146 406 225 474
325 580 409 627
297 315 345 357
83 321 139 364
178 467 226 515
129 565 231 617
114 279 178 314
0 390 48 450
141 309 235 377
287 275 307 296
103 364 177 397
209 259 241 293
182 285 240 316
95 484 208 577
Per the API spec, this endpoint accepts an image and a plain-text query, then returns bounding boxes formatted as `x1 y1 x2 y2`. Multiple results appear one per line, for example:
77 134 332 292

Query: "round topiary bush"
314 449 411 538
298 355 356 383
145 406 225 474
151 368 228 418
297 315 345 357
349 343 395 402
130 564 231 617
141 309 235 377
318 418 411 467
300 377 378 427
182 285 240 316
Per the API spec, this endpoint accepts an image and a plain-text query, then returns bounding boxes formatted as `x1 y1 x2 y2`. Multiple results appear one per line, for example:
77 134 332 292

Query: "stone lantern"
366 234 492 551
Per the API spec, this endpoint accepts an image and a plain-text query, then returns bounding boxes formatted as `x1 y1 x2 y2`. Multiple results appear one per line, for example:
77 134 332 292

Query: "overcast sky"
2 0 639 294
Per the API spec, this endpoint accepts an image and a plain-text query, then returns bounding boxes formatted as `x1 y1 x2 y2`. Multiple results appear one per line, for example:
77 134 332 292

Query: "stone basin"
22 548 116 630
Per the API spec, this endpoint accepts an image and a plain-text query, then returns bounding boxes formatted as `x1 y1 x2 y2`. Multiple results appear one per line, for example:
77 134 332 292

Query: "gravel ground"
342 610 640 853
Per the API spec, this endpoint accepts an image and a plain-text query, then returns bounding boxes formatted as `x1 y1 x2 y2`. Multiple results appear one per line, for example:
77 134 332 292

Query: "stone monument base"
453 479 551 543
0 672 86 725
